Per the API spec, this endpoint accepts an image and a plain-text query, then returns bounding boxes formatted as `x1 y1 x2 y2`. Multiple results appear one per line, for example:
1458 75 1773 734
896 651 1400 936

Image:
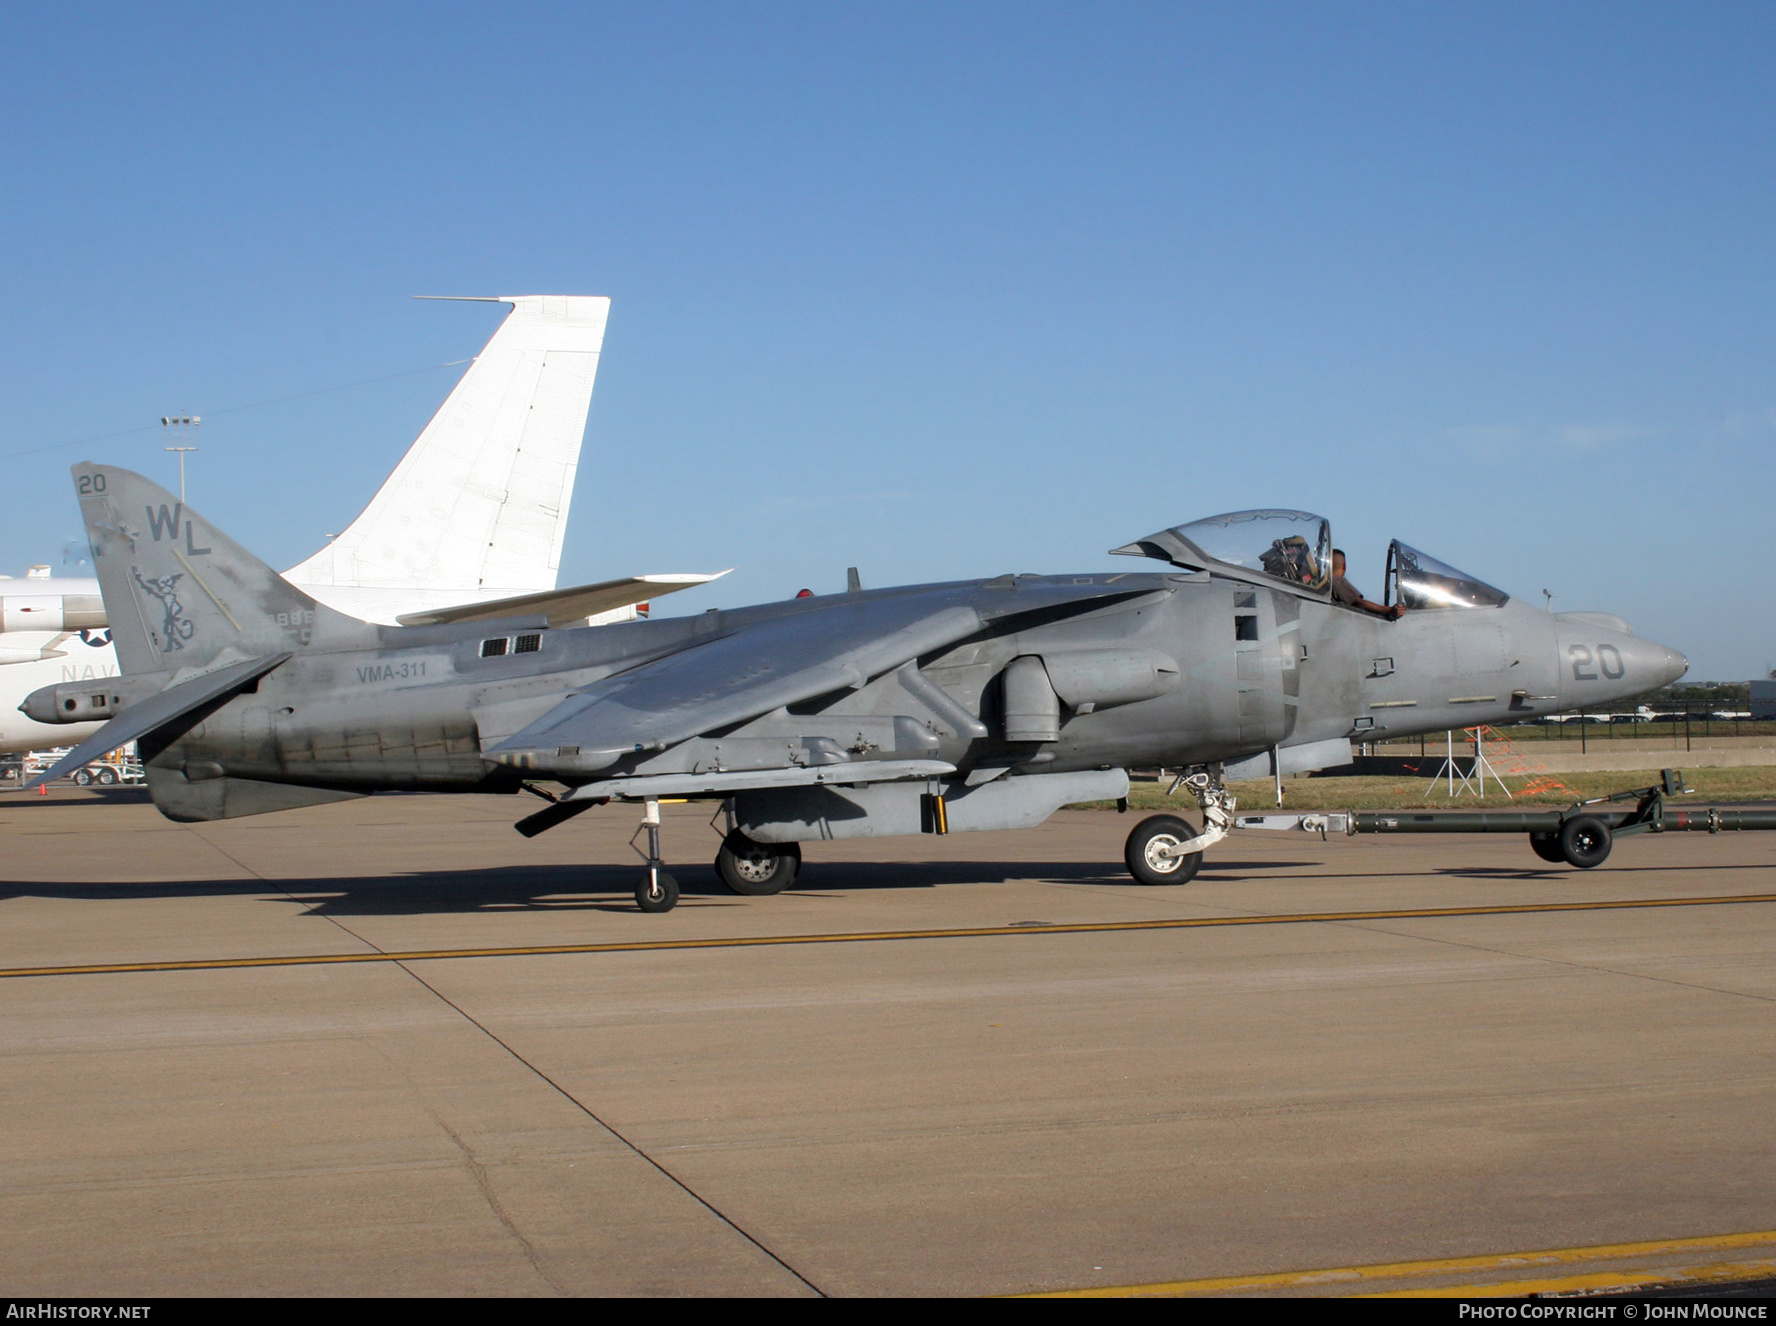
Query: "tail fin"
283 295 609 597
75 463 376 675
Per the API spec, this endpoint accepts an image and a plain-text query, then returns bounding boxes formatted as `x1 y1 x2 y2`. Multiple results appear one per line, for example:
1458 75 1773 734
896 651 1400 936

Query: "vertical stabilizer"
284 295 610 596
75 464 375 675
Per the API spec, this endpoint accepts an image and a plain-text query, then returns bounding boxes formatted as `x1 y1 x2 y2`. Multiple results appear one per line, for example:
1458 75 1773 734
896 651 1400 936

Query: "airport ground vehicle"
16 746 144 785
68 752 144 786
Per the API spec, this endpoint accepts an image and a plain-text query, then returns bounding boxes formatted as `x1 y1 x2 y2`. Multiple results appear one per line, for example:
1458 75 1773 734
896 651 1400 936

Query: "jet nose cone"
1621 635 1689 690
1657 644 1689 688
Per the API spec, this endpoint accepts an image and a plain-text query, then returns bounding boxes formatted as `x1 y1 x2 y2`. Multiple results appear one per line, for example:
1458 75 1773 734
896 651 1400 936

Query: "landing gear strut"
630 799 679 913
1124 769 1237 886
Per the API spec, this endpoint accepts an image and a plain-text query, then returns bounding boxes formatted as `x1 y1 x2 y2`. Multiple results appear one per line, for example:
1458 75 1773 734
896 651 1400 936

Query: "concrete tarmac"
3 787 1775 1297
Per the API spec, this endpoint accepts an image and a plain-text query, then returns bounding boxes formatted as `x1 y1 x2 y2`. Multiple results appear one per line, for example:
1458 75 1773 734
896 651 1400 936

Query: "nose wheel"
630 799 681 913
1125 814 1204 885
1122 769 1237 885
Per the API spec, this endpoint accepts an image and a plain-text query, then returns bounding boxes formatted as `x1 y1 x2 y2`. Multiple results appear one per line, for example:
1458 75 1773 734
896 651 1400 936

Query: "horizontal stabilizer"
19 653 291 791
396 571 730 628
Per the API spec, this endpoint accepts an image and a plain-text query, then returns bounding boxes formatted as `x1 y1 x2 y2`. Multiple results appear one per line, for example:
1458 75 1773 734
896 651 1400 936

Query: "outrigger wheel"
632 798 680 912
715 830 801 896
636 865 679 913
1124 814 1204 886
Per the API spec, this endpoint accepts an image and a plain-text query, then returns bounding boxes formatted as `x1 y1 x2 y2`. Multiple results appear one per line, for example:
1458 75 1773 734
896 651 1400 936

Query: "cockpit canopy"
1112 510 1332 593
1386 542 1508 610
1113 512 1509 610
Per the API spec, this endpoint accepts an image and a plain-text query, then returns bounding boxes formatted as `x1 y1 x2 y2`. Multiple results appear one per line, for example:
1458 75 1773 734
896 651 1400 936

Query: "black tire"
72 769 93 787
1529 832 1565 864
714 831 801 896
635 868 679 913
1558 816 1612 869
96 767 118 785
1124 814 1204 886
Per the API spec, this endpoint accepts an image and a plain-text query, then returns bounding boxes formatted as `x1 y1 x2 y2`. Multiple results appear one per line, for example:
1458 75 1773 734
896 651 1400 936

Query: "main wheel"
72 769 93 787
1529 832 1565 864
1558 816 1612 869
96 767 118 785
1124 814 1204 886
635 868 679 913
715 831 801 896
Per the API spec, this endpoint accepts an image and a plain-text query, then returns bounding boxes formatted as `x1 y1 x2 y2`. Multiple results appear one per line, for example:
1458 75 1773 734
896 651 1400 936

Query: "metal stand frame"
1426 727 1512 799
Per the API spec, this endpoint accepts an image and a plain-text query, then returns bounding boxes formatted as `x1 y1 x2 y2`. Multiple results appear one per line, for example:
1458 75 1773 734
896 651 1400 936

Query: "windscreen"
1386 542 1509 610
1171 510 1332 592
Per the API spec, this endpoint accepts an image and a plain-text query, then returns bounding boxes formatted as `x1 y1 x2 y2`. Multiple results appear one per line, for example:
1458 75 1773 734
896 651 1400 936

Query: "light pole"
161 415 200 503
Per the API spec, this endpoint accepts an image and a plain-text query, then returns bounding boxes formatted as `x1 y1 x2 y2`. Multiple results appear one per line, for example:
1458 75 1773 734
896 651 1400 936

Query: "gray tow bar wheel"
1558 815 1613 869
1529 832 1566 864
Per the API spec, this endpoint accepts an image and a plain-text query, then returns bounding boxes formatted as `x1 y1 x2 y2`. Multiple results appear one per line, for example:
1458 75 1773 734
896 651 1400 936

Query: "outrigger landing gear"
631 799 679 913
1123 769 1237 886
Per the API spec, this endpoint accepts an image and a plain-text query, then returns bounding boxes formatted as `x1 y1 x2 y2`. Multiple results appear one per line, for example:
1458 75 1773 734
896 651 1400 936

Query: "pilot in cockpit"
1331 549 1404 620
1260 535 1323 587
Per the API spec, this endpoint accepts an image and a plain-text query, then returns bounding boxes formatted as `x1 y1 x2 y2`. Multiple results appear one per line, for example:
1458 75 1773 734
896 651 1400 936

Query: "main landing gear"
624 801 806 912
1123 770 1237 887
714 829 801 896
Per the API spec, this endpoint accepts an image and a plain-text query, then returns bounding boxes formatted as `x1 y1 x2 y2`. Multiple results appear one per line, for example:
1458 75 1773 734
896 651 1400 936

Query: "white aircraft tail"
285 295 610 597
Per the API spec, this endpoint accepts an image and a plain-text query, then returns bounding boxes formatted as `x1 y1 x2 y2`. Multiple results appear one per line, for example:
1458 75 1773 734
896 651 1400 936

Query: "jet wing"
394 571 731 628
486 579 1155 775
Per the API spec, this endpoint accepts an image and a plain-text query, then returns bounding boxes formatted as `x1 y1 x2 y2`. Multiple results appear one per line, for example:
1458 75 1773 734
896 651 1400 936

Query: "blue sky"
3 3 1772 678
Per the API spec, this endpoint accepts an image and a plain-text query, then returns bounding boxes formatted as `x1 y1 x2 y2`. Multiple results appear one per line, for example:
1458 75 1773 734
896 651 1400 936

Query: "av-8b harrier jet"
24 466 1687 911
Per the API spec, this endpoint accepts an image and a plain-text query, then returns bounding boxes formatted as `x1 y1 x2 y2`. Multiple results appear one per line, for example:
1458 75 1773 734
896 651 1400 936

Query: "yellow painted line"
1368 1256 1776 1297
4 892 1776 980
171 545 242 632
1020 1229 1776 1297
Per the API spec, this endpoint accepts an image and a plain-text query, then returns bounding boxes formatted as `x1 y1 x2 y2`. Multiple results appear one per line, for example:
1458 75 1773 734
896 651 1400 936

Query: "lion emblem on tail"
131 568 196 652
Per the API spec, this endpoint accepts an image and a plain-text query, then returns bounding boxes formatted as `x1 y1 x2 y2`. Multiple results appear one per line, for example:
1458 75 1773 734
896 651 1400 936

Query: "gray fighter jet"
24 466 1687 912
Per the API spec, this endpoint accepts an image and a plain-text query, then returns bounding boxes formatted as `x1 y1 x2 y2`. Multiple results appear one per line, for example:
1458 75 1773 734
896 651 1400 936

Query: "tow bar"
1233 770 1776 869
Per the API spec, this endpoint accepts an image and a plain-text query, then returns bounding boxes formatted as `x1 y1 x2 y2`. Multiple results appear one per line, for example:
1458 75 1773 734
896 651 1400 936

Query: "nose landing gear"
1123 770 1237 886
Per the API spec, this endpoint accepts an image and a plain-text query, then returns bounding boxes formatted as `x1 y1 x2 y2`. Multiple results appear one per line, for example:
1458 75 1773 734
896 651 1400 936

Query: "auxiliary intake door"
1232 588 1298 750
